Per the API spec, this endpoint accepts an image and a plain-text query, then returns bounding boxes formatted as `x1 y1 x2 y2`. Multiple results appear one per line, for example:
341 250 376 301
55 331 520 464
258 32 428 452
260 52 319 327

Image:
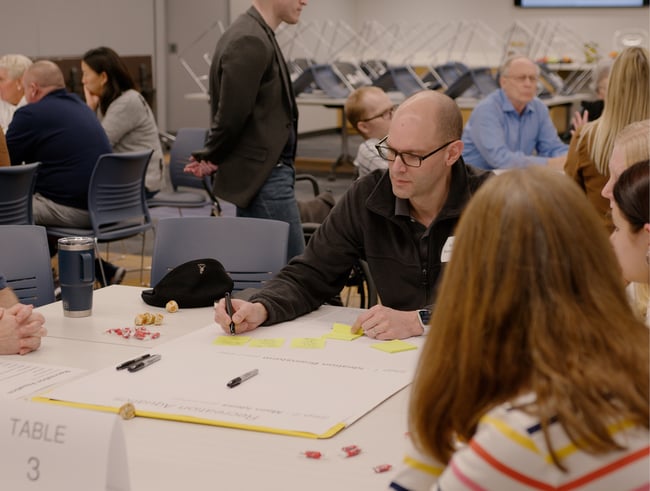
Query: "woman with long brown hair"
391 167 649 490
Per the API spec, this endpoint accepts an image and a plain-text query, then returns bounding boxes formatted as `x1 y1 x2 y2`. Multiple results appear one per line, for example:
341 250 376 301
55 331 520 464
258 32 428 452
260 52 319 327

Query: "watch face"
418 309 431 328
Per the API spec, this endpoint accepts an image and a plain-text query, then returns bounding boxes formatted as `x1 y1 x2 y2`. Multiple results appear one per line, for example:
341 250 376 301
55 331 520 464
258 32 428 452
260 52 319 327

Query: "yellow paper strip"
370 340 418 353
31 396 345 439
213 336 252 346
248 338 285 348
290 337 326 349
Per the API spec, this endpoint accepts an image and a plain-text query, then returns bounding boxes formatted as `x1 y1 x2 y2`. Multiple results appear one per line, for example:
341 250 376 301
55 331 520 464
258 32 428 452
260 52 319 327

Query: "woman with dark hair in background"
611 160 650 324
390 167 649 490
81 46 164 198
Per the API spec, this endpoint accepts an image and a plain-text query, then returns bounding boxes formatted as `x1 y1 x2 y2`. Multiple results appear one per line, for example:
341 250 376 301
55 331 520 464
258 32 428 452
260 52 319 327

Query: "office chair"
150 216 289 291
444 67 498 99
422 61 470 90
47 151 154 286
295 64 352 99
294 177 377 309
388 66 429 97
0 162 40 225
0 225 55 306
148 128 221 216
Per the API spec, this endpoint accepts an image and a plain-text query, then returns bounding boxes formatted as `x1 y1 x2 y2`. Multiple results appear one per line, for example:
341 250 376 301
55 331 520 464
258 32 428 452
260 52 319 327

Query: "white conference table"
7 286 413 490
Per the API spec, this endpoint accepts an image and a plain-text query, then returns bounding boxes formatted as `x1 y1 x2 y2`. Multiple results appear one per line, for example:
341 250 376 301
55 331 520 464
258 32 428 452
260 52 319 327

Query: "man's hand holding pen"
214 298 269 335
183 156 218 177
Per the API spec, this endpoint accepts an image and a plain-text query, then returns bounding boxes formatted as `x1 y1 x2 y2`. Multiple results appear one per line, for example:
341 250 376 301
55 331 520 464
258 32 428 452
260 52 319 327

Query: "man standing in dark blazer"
186 0 308 260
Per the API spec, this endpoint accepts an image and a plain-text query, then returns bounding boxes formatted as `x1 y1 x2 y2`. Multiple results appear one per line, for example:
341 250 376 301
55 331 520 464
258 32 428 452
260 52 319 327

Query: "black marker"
227 369 259 388
115 353 152 370
127 354 162 373
224 291 236 335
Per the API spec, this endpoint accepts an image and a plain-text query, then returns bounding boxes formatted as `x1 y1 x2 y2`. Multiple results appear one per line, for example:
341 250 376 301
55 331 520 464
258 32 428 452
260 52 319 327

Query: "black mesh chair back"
148 128 219 215
150 216 289 290
0 162 40 225
87 151 154 240
0 225 55 306
47 151 154 285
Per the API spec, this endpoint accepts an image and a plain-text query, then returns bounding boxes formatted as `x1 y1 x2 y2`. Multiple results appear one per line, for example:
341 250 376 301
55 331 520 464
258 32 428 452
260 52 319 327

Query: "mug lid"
58 237 95 251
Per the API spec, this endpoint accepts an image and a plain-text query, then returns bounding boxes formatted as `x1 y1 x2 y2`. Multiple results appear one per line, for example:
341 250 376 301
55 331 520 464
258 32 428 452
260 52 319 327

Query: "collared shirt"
354 138 388 178
461 89 568 170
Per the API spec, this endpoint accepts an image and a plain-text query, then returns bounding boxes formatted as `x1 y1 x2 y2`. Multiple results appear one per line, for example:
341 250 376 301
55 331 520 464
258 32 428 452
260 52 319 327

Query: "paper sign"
370 340 418 354
0 399 130 490
290 338 327 349
213 336 252 346
323 323 363 341
248 338 285 348
0 360 86 400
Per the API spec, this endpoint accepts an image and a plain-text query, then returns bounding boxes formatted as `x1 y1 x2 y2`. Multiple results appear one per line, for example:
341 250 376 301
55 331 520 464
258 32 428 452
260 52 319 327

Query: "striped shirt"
390 397 649 490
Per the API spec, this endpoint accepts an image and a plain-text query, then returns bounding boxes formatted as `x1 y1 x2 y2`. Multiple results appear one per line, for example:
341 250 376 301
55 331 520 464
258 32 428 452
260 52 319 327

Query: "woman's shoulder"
109 90 146 111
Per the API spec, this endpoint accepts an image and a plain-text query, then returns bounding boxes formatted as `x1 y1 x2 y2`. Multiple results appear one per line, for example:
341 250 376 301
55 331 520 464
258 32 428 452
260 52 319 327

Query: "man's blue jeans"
236 163 305 261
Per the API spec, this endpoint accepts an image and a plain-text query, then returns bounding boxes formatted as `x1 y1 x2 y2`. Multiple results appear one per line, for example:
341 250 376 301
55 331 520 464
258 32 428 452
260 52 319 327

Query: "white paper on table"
0 398 130 490
36 313 424 438
0 360 86 400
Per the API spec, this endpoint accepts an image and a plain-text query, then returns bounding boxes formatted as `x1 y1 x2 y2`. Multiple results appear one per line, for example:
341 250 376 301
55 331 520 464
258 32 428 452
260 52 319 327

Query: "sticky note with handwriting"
370 339 418 353
323 322 362 341
290 338 326 349
213 336 252 346
248 338 285 348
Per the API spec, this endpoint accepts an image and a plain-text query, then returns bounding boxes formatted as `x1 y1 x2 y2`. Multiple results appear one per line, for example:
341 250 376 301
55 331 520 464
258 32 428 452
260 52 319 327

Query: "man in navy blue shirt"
6 61 124 285
461 55 567 171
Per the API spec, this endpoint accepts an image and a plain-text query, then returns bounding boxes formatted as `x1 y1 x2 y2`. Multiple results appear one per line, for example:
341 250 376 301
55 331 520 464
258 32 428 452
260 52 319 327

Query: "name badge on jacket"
440 236 455 263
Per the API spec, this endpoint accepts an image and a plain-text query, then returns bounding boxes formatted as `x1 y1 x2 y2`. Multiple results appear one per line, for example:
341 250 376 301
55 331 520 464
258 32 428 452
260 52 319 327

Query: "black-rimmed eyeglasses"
359 105 396 123
374 136 455 168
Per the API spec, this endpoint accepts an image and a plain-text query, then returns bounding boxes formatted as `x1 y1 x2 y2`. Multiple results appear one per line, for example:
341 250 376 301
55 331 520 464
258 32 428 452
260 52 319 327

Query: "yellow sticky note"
370 340 418 353
248 338 285 348
290 337 326 349
323 322 362 341
213 335 252 346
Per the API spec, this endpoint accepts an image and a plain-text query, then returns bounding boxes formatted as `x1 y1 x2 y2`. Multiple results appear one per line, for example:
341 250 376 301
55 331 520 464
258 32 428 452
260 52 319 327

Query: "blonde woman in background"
564 47 649 231
391 167 649 490
0 54 32 132
600 120 650 322
601 119 650 203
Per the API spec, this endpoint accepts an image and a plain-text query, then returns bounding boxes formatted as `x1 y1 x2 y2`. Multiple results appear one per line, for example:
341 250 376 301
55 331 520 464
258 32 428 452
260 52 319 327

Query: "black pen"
224 291 236 335
115 353 152 370
227 368 259 388
127 354 162 373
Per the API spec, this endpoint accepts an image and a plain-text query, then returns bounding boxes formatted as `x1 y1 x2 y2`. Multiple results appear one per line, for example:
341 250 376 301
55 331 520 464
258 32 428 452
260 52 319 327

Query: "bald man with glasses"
214 90 492 340
461 55 568 171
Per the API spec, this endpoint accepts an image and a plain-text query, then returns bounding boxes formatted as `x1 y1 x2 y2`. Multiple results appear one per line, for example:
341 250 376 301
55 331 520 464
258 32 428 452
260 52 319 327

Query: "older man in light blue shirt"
461 55 568 171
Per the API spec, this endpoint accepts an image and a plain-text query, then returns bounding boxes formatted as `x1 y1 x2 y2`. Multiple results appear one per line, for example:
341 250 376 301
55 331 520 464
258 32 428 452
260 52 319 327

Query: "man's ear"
356 121 369 139
445 140 464 167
